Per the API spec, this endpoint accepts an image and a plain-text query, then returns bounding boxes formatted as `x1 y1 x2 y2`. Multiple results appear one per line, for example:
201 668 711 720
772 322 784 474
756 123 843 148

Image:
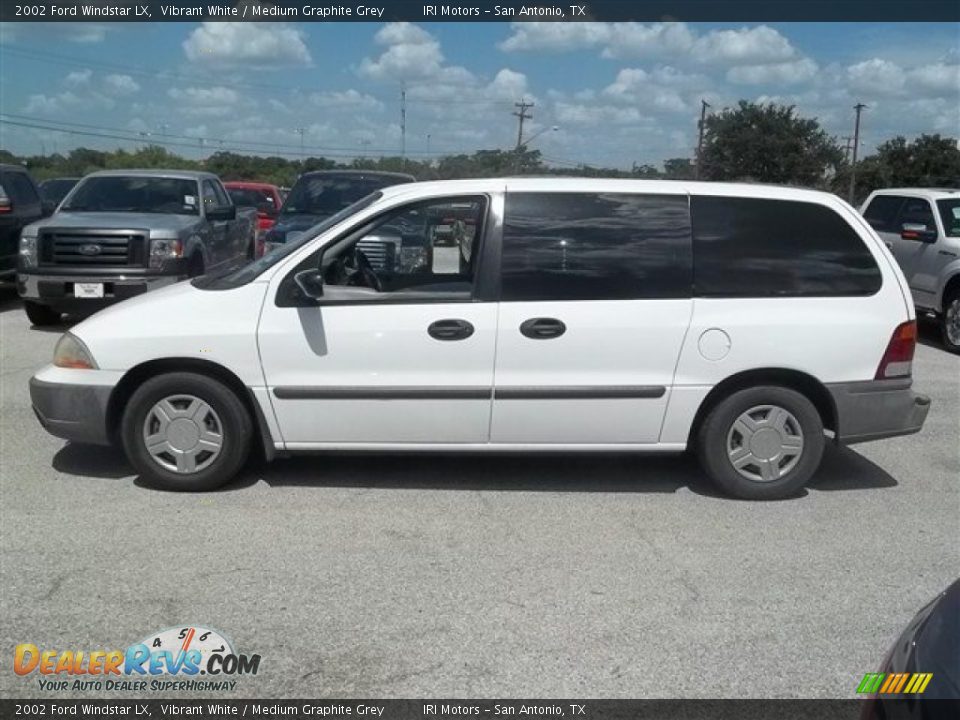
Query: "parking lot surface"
1 286 957 699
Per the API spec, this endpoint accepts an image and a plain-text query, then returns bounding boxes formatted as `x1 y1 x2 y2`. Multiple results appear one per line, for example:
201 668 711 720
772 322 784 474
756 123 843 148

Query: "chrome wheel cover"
946 297 960 347
726 405 804 483
142 395 223 474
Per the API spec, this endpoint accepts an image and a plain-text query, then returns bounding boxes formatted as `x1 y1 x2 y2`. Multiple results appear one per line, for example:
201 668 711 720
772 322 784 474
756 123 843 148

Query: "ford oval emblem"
78 244 102 256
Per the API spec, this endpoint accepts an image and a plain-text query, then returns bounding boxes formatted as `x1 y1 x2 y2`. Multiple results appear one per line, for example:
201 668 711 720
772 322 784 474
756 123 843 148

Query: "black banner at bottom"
1 700 959 720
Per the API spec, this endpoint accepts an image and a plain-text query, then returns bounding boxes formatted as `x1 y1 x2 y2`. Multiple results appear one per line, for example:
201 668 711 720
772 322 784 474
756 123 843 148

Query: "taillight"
875 321 916 379
0 198 11 214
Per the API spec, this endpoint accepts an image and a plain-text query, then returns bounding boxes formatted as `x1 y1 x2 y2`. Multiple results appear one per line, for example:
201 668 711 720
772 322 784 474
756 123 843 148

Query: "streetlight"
514 126 559 173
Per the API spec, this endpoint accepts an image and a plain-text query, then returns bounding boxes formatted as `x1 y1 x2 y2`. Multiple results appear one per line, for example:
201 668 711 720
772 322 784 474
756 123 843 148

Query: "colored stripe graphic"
859 672 934 694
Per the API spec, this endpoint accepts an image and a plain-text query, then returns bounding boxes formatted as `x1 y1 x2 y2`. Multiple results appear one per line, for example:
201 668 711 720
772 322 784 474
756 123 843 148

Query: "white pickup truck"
17 169 256 326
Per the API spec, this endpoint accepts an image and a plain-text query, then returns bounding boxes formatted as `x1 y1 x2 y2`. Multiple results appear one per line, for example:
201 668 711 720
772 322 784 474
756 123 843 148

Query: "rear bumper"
30 373 115 446
828 379 931 444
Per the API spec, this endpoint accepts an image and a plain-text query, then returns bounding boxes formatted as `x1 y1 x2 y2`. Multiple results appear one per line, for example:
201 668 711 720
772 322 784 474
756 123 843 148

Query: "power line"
0 44 517 108
0 116 472 159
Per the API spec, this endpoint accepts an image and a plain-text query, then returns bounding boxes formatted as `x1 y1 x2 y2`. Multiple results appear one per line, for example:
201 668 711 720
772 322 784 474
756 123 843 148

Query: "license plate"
74 283 104 299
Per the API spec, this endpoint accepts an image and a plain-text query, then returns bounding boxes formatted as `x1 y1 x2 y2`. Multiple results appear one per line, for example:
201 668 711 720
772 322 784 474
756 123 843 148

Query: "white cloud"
846 59 907 95
64 70 93 88
907 63 960 95
168 86 240 117
554 102 648 126
309 89 383 111
727 58 819 85
183 22 311 68
359 22 449 81
501 22 800 67
0 22 114 44
104 74 140 96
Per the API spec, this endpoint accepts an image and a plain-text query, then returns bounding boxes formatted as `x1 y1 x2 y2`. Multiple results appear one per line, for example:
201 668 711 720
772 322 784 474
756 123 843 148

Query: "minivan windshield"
195 191 383 290
281 175 400 217
937 199 960 237
61 176 200 215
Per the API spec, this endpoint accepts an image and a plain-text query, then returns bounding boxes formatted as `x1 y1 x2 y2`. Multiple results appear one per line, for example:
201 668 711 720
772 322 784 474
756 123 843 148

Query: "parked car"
224 181 284 256
261 170 414 253
17 169 257 326
1 164 51 280
29 178 929 497
38 177 81 208
861 189 960 353
860 580 958 718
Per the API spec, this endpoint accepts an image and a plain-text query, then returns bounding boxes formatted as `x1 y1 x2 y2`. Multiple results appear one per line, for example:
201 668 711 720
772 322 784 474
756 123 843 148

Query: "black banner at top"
0 0 958 23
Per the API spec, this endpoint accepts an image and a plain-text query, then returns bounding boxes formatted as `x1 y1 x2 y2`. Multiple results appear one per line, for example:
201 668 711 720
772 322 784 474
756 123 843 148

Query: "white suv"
861 188 960 353
30 179 930 499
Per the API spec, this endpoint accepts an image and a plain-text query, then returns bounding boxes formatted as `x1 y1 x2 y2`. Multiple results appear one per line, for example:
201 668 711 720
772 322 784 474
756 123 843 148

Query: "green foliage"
701 101 843 186
832 134 960 203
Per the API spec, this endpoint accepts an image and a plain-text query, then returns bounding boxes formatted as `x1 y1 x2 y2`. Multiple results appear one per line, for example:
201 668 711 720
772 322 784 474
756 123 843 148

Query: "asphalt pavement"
1 286 957 699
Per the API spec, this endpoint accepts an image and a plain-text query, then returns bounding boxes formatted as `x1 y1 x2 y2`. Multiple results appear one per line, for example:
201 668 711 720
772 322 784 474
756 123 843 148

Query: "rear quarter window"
692 196 882 298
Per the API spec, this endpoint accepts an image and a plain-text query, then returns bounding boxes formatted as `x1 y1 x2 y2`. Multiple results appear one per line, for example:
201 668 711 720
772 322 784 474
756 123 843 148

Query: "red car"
223 182 284 256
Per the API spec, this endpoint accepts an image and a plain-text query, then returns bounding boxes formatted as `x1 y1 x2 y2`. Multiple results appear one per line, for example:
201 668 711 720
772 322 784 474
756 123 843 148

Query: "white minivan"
30 179 930 499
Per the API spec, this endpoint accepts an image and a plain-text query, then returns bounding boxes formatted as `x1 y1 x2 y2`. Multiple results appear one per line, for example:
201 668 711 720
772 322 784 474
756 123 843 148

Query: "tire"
188 254 205 278
696 385 825 500
24 301 61 327
121 372 252 491
940 290 960 354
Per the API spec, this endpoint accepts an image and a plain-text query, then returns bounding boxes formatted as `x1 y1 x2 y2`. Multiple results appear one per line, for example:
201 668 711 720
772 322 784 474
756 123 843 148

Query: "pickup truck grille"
40 232 146 267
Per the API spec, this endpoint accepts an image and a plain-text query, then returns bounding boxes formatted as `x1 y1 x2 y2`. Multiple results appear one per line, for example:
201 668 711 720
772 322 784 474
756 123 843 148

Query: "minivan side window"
500 193 692 302
863 195 905 233
691 196 882 297
317 195 486 296
0 171 40 206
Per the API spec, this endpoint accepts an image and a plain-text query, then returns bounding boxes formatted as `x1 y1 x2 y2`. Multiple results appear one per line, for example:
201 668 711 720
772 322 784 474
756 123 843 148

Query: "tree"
662 158 694 180
831 134 960 203
701 101 843 186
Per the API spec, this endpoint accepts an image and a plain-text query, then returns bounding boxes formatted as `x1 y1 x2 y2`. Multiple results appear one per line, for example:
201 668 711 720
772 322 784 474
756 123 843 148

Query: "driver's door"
257 194 498 446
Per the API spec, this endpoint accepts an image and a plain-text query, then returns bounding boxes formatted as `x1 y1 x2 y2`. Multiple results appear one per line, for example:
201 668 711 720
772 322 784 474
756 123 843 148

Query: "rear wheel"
121 372 252 491
696 385 825 500
24 301 61 327
941 291 960 354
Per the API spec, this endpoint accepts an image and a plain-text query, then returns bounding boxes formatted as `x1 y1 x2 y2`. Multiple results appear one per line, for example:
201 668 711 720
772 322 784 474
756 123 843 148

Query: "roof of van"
376 177 851 205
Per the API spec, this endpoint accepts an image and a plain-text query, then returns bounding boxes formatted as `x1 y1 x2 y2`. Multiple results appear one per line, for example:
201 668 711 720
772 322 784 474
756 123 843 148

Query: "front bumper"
18 272 181 313
30 369 118 446
828 379 931 444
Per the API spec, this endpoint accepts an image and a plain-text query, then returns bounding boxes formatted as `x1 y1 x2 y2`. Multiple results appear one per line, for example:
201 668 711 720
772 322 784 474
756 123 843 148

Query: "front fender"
936 260 960 311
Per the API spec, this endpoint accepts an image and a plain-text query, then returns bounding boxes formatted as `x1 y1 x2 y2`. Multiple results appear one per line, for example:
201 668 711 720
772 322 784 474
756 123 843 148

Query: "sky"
0 20 958 169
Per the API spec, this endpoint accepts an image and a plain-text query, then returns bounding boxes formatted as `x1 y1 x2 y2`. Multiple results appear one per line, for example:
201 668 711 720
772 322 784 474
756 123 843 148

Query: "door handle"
428 319 475 341
520 317 566 339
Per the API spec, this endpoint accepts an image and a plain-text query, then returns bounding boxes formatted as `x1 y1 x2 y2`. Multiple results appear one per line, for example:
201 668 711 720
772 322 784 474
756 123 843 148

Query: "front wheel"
696 386 825 500
941 292 960 354
121 372 252 491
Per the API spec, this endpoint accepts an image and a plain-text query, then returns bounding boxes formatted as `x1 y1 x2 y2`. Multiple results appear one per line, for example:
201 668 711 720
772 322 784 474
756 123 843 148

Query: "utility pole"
295 127 305 157
842 136 854 163
513 98 534 150
695 99 710 180
426 133 431 154
400 86 407 167
848 103 866 204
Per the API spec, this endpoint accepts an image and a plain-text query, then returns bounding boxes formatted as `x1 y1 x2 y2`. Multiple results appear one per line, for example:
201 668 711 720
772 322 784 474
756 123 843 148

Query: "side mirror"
294 269 324 299
901 223 937 243
208 205 237 222
41 200 56 218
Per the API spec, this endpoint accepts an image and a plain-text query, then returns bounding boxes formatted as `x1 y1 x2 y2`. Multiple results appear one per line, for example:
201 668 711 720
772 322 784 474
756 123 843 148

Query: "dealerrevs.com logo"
14 626 261 692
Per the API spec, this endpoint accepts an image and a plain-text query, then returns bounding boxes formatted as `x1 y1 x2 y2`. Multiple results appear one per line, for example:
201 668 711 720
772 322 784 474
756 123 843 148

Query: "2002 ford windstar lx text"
29 179 931 499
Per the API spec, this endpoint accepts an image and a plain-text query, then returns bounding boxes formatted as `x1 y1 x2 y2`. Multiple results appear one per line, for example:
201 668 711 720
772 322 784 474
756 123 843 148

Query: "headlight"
149 238 183 269
19 235 38 269
53 333 98 370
